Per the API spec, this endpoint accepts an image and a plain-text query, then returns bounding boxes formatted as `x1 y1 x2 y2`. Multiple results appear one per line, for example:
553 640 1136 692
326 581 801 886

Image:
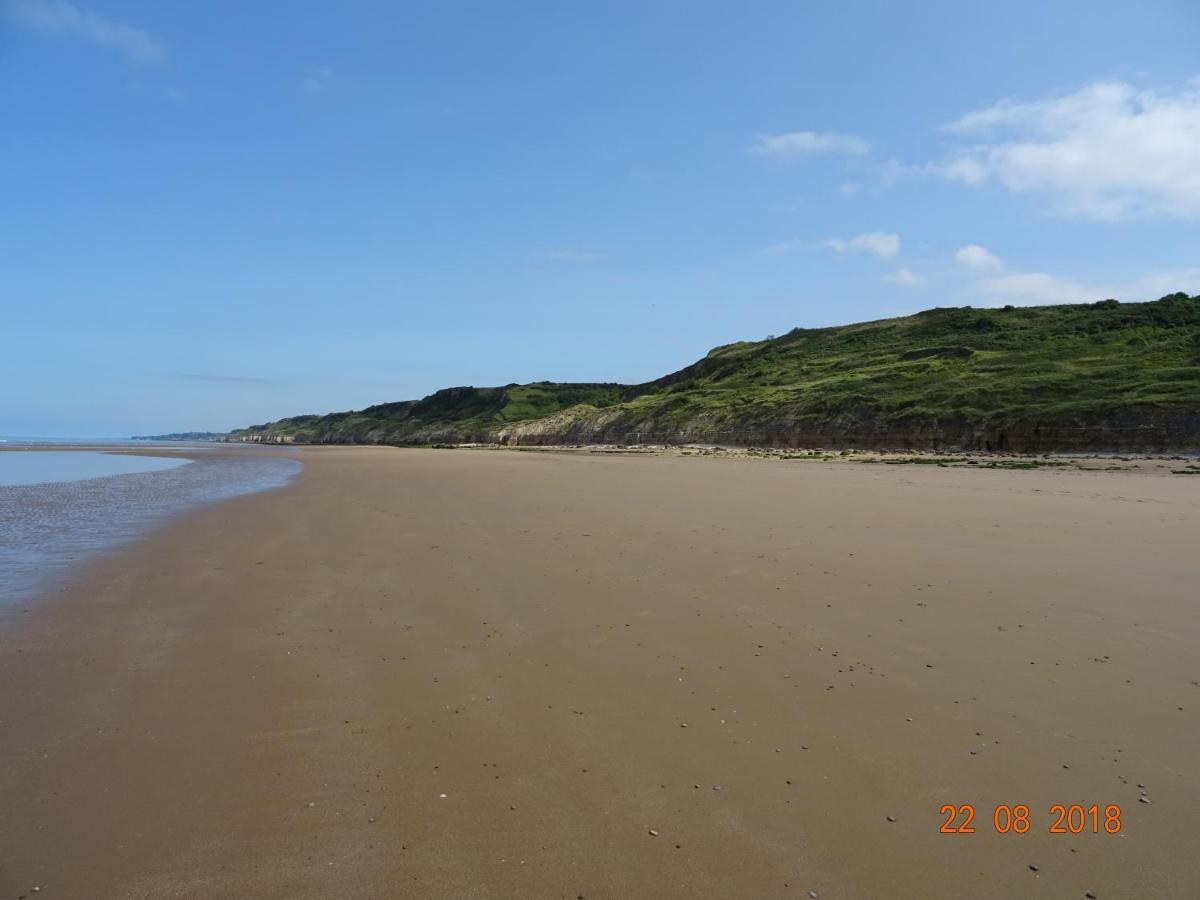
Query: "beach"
2 446 1197 898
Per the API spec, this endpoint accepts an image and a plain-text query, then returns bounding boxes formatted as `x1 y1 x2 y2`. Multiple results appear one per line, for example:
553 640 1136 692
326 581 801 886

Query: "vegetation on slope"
230 294 1200 450
234 382 630 444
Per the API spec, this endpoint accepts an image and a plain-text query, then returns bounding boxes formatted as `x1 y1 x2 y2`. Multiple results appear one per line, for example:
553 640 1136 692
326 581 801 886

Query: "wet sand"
2 446 1197 898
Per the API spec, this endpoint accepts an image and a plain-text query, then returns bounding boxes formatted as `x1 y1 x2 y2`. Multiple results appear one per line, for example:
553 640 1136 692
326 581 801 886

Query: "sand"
1 446 1197 898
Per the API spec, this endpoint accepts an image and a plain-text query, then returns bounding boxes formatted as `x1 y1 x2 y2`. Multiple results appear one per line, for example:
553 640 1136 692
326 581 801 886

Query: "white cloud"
954 244 1091 304
749 130 869 160
543 249 604 263
954 244 1004 271
821 231 901 260
935 78 1200 219
884 267 924 287
4 0 168 66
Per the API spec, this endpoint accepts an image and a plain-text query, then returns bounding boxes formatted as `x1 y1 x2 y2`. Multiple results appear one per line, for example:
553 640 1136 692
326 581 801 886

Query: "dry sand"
2 446 1198 898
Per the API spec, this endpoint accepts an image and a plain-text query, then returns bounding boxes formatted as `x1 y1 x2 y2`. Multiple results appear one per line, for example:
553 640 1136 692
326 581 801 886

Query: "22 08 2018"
939 804 1122 834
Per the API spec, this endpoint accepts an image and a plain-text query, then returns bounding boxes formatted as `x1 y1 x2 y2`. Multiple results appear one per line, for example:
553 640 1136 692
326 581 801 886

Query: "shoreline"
0 444 302 623
116 438 1200 472
2 446 1198 897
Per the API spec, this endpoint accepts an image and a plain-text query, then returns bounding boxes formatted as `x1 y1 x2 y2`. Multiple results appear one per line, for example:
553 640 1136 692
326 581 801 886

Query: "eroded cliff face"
493 404 1200 452
237 433 297 444
234 403 1200 453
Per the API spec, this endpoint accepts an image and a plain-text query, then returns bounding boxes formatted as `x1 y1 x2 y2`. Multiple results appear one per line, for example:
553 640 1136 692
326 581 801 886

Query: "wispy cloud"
821 231 901 260
884 267 924 287
749 130 869 160
933 78 1200 219
954 243 1093 304
953 244 1200 306
542 249 604 263
4 0 168 66
179 373 272 385
303 65 334 95
974 271 1098 306
764 239 807 255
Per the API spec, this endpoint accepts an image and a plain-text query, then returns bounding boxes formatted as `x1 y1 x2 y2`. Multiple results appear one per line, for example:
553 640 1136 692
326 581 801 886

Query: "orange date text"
939 804 1122 834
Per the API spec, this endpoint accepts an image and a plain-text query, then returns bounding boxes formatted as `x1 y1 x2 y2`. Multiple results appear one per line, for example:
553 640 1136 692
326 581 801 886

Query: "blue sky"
2 0 1198 436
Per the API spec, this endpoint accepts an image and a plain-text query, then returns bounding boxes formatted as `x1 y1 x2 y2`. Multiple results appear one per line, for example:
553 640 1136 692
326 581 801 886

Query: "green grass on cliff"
616 294 1200 429
230 293 1200 444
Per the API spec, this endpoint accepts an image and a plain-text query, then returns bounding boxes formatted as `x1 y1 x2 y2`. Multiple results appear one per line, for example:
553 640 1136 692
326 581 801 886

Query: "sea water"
0 450 189 486
0 447 302 617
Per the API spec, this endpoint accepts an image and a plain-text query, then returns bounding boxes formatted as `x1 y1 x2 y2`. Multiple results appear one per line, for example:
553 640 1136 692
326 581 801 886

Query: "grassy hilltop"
230 293 1200 452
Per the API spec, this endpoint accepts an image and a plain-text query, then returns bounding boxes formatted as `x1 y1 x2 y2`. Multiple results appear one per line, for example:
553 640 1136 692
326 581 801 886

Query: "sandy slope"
2 447 1197 898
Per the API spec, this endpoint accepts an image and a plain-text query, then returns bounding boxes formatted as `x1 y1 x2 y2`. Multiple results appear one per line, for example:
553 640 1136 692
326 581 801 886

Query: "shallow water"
0 451 189 486
0 449 301 617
